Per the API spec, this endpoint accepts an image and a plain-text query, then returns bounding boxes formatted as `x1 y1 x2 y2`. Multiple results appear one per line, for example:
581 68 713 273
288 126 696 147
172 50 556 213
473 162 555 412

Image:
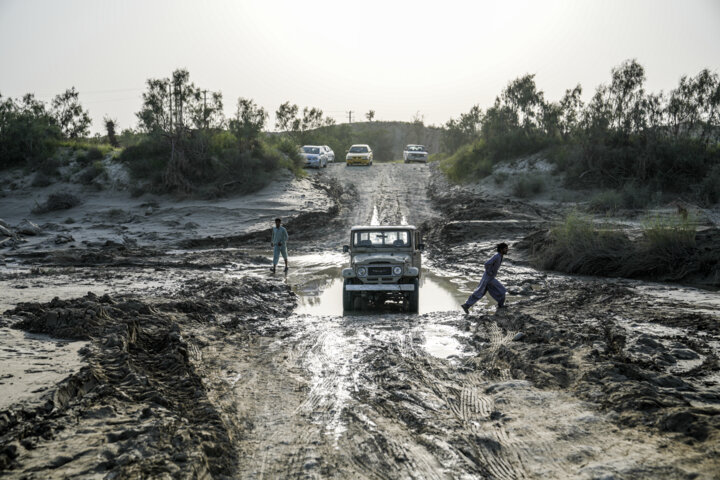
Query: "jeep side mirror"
343 245 349 253
418 243 425 251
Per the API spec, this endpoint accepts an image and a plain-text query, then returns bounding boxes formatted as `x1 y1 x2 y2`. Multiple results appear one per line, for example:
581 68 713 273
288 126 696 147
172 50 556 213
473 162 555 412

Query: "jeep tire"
343 279 354 311
408 278 419 313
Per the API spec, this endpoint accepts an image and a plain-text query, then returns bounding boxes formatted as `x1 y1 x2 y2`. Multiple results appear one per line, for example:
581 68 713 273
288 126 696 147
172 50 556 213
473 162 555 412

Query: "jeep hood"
353 253 412 264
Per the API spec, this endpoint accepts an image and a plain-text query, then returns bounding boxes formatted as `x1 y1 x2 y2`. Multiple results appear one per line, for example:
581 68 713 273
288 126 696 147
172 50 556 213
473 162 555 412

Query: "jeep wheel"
408 278 419 313
343 279 354 311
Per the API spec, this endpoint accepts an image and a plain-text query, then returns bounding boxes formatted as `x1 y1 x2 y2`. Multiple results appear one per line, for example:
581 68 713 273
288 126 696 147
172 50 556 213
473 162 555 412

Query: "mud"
1 162 719 479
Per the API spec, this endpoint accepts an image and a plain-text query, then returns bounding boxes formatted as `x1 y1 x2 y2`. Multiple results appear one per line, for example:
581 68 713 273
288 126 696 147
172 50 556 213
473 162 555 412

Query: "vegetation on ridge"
439 59 720 206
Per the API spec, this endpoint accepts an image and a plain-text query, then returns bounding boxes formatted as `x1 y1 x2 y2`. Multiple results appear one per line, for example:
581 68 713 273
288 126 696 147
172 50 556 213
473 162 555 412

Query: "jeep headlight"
393 266 402 275
357 267 367 277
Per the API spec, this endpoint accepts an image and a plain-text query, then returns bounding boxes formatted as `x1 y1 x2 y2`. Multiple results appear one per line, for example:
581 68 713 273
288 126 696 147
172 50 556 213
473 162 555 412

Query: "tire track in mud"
328 164 440 229
405 320 533 480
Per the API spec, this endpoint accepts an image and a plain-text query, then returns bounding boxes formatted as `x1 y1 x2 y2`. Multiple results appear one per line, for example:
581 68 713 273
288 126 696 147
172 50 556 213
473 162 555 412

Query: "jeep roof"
350 225 417 231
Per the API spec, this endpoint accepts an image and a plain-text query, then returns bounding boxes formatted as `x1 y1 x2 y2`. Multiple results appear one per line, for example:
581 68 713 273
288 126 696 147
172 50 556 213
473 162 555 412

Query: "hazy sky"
1 0 719 134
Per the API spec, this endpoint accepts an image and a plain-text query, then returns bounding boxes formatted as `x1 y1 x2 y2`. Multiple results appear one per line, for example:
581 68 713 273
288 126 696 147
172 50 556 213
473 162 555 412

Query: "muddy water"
289 251 504 362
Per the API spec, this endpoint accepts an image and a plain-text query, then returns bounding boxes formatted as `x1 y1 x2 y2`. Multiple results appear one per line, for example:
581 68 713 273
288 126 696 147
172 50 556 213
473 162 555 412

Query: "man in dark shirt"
462 243 508 313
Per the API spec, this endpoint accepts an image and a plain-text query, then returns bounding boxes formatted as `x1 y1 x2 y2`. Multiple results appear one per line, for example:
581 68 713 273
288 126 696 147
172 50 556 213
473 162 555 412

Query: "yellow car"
346 144 373 166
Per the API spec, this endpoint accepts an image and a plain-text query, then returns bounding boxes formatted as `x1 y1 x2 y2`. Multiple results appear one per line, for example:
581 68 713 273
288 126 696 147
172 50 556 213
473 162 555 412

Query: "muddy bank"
520 226 720 288
181 175 352 250
0 166 332 255
0 273 296 478
466 282 720 442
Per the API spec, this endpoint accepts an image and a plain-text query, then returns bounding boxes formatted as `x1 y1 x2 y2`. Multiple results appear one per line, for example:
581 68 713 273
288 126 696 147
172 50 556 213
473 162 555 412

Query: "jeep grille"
368 266 392 276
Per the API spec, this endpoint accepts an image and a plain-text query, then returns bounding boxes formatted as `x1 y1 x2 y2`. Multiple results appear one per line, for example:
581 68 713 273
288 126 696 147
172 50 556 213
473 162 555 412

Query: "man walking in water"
461 243 508 313
271 217 289 273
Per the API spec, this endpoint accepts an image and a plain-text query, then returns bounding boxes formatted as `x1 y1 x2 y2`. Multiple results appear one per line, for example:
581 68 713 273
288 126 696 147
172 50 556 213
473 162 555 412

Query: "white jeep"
342 225 424 312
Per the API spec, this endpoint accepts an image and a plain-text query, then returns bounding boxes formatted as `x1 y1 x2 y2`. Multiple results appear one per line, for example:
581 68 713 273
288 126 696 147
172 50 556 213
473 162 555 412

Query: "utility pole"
167 83 173 134
202 90 208 129
347 110 353 124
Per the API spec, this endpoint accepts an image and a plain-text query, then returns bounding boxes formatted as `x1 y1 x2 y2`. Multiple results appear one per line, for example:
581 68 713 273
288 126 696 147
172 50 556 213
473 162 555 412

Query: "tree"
557 85 584 139
104 117 119 147
275 101 299 132
0 93 61 168
608 59 647 133
668 69 720 142
366 110 375 121
190 90 224 130
500 74 545 131
542 85 584 140
137 68 223 135
443 105 483 152
229 98 267 151
135 69 224 192
274 102 335 143
51 87 91 138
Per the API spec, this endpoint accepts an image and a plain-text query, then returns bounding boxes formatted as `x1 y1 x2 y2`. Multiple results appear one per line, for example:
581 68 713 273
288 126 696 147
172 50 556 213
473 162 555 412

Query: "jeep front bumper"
345 284 415 291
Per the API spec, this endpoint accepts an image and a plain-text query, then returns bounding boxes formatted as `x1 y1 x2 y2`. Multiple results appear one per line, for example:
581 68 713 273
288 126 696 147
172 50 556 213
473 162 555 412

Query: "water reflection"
294 273 469 316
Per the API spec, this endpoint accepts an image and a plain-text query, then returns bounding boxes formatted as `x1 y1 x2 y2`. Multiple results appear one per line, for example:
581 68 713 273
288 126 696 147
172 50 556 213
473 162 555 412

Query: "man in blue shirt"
271 217 289 273
462 243 508 313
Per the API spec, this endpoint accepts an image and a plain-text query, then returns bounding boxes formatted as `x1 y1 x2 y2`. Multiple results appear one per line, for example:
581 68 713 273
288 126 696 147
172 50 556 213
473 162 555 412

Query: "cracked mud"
1 163 718 479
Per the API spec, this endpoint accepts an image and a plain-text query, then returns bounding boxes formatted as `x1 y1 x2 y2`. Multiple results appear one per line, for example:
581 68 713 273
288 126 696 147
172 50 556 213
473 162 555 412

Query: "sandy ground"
0 161 719 479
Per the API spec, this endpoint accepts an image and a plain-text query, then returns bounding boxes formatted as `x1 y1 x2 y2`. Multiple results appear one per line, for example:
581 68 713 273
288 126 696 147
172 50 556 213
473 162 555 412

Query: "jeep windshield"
353 230 410 247
406 145 425 151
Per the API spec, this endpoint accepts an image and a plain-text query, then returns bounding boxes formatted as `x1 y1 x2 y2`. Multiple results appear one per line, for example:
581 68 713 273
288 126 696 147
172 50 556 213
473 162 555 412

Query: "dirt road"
1 163 719 479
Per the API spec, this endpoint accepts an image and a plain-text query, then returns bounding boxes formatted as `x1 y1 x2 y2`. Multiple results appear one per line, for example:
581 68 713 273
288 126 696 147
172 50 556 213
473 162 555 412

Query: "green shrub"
551 212 621 252
588 190 623 213
532 211 630 275
78 160 106 185
275 137 304 172
641 215 695 251
59 140 114 155
86 147 104 161
120 135 169 186
439 141 492 182
37 157 62 176
620 182 657 210
698 164 720 205
210 131 237 155
511 175 545 197
530 210 711 283
32 192 81 213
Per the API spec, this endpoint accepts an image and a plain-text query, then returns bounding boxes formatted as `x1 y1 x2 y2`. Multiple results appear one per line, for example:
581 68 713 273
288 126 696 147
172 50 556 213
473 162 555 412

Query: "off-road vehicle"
341 225 424 312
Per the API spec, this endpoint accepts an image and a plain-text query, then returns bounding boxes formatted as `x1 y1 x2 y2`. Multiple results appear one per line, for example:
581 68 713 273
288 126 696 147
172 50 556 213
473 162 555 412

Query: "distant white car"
322 145 335 163
403 144 428 163
301 145 328 169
